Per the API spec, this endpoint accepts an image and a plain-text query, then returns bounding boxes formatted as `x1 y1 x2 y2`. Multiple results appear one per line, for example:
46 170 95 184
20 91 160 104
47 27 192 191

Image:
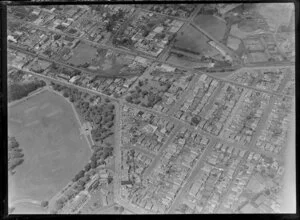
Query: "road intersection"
8 4 295 213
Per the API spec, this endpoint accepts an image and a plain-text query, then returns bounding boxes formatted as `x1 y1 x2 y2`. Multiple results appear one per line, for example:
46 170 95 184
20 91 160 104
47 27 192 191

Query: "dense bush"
8 80 46 102
41 201 49 208
8 137 24 173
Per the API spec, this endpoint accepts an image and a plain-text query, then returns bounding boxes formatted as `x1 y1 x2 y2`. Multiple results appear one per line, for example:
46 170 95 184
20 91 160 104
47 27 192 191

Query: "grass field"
68 42 131 76
257 3 293 30
193 14 227 41
8 90 92 210
173 25 219 57
68 42 98 66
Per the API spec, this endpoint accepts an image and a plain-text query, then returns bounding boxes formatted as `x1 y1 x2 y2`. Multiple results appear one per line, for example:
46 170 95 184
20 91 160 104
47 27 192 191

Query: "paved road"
167 139 218 213
11 63 284 164
50 87 94 152
8 15 295 214
9 64 119 103
197 68 294 99
116 197 153 214
9 17 159 64
123 145 156 159
142 124 182 178
158 5 201 62
112 101 123 203
9 43 137 79
10 41 294 102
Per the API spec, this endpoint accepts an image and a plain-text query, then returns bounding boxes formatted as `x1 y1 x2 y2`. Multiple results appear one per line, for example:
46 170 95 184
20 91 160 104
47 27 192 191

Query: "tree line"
8 80 46 102
8 136 24 174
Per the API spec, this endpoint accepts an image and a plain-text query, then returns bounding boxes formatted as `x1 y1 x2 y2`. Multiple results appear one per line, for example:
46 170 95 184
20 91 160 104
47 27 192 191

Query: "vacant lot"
173 25 219 57
193 14 227 41
8 90 92 210
68 42 98 66
257 3 293 29
68 42 133 77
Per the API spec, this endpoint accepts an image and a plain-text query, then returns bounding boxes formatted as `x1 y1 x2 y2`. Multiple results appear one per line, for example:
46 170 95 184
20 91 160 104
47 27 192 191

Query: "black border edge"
2 1 299 220
1 1 8 220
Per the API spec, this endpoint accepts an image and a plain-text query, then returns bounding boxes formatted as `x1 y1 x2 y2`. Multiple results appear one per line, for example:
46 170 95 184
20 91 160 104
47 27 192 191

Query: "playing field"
193 14 227 41
8 90 92 210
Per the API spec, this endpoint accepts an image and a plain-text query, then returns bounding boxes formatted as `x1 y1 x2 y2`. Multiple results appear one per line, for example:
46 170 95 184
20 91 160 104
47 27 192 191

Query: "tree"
107 103 115 111
73 170 85 182
119 206 124 213
91 160 97 169
133 99 141 105
105 20 114 32
135 86 142 93
108 176 113 184
105 121 114 129
191 116 200 126
9 207 15 214
74 183 84 192
125 96 133 103
8 80 46 102
77 179 86 187
81 175 90 184
84 163 91 172
12 151 24 158
69 95 75 103
41 201 49 208
55 200 64 210
142 90 148 97
9 158 24 172
8 137 19 149
138 80 144 87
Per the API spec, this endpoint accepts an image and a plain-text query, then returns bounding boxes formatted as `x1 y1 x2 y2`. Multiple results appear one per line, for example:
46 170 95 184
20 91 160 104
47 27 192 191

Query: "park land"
7 3 295 214
8 90 92 211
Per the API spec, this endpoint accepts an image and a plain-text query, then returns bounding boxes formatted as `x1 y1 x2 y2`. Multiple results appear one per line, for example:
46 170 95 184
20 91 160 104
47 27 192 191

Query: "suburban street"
7 3 295 214
10 59 286 166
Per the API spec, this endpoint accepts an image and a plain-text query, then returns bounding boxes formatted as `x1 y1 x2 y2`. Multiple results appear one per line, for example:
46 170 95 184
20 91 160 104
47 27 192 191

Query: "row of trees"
49 83 116 212
8 136 24 174
51 82 85 103
112 36 133 48
51 63 80 78
8 80 46 102
72 143 113 184
8 69 25 83
53 141 114 212
75 100 115 143
51 82 116 143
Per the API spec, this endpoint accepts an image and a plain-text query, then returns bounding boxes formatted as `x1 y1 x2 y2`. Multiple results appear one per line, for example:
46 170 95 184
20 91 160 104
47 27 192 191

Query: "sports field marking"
40 102 50 110
46 109 62 118
24 106 38 114
24 120 39 127
9 118 22 124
